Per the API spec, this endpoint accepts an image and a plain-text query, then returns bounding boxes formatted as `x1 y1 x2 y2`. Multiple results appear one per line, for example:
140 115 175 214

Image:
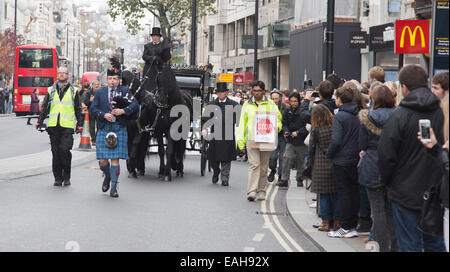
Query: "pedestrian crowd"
26 61 448 252
236 66 448 252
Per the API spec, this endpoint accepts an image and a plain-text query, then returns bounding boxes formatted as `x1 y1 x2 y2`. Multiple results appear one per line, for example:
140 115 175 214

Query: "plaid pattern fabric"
96 122 128 160
311 127 337 194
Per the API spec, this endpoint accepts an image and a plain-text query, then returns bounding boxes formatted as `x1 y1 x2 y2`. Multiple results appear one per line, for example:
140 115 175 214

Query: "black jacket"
358 107 395 188
142 40 171 91
378 88 444 211
326 102 360 166
316 98 337 115
202 97 240 162
282 103 310 146
428 145 449 209
38 82 83 134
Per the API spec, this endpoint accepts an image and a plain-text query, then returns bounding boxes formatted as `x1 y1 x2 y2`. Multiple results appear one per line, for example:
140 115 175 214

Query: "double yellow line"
260 183 304 252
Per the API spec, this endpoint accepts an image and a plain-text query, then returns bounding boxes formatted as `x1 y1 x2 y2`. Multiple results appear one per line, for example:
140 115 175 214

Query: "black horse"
128 65 193 181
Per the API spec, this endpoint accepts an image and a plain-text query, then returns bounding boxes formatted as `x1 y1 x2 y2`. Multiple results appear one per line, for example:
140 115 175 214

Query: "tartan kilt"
96 122 128 160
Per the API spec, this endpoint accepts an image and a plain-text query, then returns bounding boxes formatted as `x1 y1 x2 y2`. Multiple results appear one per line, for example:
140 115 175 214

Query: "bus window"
18 49 54 69
18 77 54 88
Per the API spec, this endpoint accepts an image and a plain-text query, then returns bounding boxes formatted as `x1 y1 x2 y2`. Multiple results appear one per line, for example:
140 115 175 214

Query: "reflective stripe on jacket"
237 96 282 150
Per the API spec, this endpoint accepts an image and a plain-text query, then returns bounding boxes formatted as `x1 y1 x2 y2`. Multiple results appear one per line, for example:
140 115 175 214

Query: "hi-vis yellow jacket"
237 96 282 150
47 84 79 128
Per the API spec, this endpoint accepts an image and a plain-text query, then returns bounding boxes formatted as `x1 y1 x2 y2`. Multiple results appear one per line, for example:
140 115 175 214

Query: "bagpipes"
109 56 133 110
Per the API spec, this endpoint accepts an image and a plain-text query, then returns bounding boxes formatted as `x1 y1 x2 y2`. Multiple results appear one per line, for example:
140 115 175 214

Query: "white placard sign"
253 112 276 143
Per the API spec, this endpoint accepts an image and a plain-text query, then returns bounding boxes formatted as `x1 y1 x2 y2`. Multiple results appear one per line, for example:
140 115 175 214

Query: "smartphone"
419 119 431 143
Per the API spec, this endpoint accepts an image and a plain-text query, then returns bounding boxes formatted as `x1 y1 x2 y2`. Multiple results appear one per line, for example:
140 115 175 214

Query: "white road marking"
243 247 255 252
269 185 305 252
261 184 293 252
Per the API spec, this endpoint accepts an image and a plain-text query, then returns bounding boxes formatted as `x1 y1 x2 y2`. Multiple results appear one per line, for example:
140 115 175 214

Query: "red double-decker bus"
13 45 58 116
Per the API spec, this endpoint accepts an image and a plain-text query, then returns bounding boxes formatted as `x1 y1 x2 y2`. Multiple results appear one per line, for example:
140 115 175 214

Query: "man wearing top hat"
142 27 171 92
202 82 240 186
90 60 139 198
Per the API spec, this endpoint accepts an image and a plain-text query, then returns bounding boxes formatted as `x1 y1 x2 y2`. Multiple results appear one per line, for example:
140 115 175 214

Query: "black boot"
128 171 137 179
63 179 71 186
102 177 111 192
137 169 145 176
110 186 119 198
54 180 62 186
267 170 276 183
275 179 288 187
212 173 219 184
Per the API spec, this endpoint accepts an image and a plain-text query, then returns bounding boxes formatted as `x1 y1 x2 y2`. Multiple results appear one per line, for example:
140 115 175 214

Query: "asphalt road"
0 115 49 159
0 153 320 252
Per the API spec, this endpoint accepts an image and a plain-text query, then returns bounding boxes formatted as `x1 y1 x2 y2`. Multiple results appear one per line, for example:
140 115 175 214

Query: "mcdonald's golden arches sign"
395 20 430 54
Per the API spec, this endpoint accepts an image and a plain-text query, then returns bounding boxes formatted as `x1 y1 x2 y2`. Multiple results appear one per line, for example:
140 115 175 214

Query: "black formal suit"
202 97 240 184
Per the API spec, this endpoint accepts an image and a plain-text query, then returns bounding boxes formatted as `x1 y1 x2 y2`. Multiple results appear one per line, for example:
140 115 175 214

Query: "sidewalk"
0 135 96 181
285 177 374 252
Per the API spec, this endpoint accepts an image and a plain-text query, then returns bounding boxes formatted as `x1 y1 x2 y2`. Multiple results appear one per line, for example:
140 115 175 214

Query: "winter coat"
282 104 310 146
203 97 240 162
378 88 445 211
358 107 395 189
326 102 360 166
237 96 282 150
30 92 40 113
310 126 337 194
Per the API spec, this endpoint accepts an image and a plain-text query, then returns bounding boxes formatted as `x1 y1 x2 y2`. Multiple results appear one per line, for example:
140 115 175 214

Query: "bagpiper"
90 57 139 198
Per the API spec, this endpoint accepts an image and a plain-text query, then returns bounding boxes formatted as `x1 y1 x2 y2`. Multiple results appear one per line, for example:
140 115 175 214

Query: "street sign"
431 0 449 75
395 20 430 54
369 23 394 51
219 73 233 83
349 31 369 48
233 73 244 85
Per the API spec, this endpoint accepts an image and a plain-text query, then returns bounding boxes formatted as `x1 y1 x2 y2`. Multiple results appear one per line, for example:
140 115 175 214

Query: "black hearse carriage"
148 64 216 176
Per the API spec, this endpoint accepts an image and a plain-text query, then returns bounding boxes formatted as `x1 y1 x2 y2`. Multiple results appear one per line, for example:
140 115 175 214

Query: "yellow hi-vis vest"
47 84 78 129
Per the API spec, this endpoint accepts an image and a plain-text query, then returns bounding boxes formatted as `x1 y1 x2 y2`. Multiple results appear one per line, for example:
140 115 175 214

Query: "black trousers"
333 164 360 230
212 161 231 182
49 132 74 181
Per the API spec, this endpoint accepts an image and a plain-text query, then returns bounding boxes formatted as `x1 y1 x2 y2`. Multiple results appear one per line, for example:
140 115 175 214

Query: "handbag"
418 184 443 236
302 129 317 178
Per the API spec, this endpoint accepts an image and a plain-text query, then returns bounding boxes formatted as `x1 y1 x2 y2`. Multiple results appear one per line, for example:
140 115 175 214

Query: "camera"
312 91 320 98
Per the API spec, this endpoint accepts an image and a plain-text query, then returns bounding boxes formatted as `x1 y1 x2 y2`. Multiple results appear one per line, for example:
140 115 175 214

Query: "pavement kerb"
0 136 96 181
285 185 359 252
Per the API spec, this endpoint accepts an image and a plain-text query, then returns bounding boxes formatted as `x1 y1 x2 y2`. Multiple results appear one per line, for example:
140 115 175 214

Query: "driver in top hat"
142 27 171 92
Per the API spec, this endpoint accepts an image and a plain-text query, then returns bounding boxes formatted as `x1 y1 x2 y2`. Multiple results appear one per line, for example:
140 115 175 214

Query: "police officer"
37 66 83 186
90 62 139 198
202 82 240 186
142 27 171 91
